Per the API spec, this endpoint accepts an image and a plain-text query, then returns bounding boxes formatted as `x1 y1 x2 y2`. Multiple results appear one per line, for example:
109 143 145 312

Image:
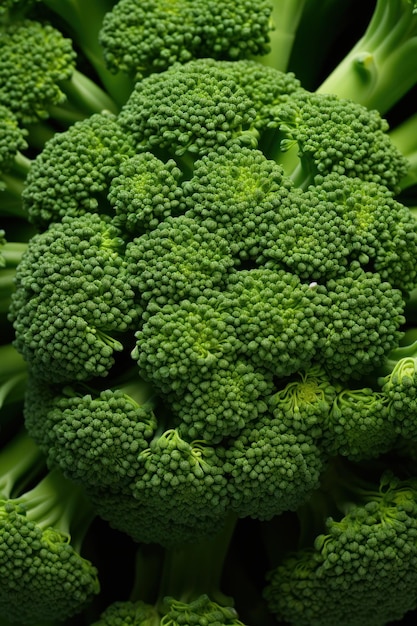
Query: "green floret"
316 0 417 114
0 430 100 624
9 213 139 382
132 296 241 394
117 59 259 156
25 376 157 490
160 595 246 626
131 429 230 542
377 334 417 442
223 412 326 520
108 153 184 233
183 143 294 259
264 463 417 626
268 366 340 438
315 266 406 381
22 112 136 227
274 89 408 190
0 18 118 128
323 387 396 461
172 360 275 442
224 268 325 378
258 173 417 288
126 215 237 310
99 0 273 77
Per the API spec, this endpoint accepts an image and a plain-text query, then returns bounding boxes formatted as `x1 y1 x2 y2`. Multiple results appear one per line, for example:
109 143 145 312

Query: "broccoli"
316 0 417 113
0 429 100 624
3 1 417 624
264 460 417 626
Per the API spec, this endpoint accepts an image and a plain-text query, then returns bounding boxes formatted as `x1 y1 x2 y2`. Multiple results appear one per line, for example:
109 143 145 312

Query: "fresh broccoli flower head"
10 213 139 382
9 55 417 553
323 387 396 461
24 376 157 489
0 19 75 125
22 112 136 227
264 468 417 626
0 431 99 624
99 0 274 77
377 335 417 442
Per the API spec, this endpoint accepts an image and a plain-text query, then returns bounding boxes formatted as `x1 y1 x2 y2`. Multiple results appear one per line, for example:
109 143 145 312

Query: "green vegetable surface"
2 1 417 625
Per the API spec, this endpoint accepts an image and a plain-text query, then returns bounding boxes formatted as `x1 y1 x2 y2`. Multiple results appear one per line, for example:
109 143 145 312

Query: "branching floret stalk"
0 430 44 499
41 0 134 105
316 0 417 114
257 0 308 72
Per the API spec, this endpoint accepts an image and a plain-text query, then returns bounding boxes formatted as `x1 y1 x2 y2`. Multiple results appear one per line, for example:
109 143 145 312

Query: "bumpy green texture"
264 471 417 626
99 0 273 76
0 19 76 125
91 600 159 626
0 432 100 624
10 213 139 382
10 57 417 550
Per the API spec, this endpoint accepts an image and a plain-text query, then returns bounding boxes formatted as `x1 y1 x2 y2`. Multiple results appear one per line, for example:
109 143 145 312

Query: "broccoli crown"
377 338 417 442
264 472 417 626
98 0 273 77
0 432 99 624
0 19 76 125
10 56 417 550
0 499 99 623
10 213 139 382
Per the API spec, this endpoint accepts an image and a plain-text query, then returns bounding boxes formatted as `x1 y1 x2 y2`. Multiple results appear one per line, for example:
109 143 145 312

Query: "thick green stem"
0 343 28 407
42 0 134 106
256 0 308 72
15 468 96 551
156 513 238 607
389 112 417 189
316 0 417 114
0 430 44 498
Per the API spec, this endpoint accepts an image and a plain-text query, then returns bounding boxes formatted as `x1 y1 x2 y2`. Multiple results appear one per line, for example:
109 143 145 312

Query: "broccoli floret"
264 462 417 626
377 333 417 442
22 112 136 227
0 430 100 624
223 412 326 521
24 375 157 490
99 0 274 77
0 18 119 128
314 266 406 381
108 153 184 233
132 295 241 394
9 213 139 382
316 0 417 114
274 89 409 190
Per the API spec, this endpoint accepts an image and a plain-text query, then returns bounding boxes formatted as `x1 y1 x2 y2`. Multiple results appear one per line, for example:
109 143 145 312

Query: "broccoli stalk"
0 343 27 409
388 111 417 189
257 0 308 72
316 0 417 113
40 0 134 105
94 513 247 625
0 430 100 624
